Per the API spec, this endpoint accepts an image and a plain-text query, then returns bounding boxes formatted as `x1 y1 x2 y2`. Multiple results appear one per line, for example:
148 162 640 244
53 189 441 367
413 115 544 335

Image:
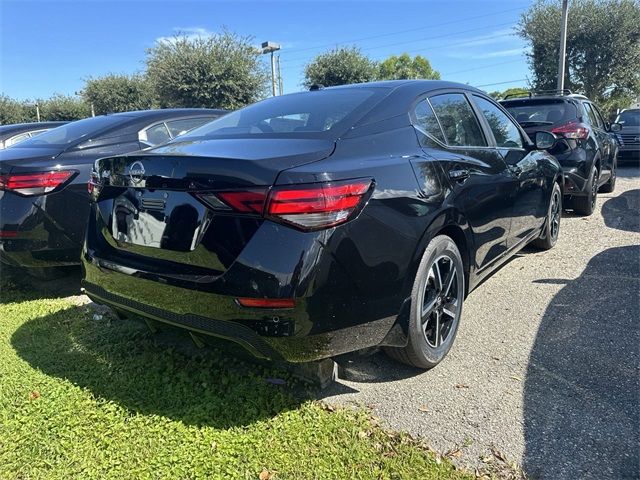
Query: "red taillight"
551 121 589 139
196 179 373 231
237 298 295 309
0 170 76 196
266 179 373 231
0 230 18 239
216 190 267 214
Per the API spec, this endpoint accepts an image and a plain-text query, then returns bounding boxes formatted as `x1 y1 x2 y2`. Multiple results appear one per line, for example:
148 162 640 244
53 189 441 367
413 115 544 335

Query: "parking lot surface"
325 167 640 479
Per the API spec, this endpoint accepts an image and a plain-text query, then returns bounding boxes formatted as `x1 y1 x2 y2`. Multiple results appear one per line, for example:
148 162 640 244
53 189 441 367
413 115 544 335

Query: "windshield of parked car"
502 99 577 126
177 88 385 140
615 110 640 126
11 115 126 148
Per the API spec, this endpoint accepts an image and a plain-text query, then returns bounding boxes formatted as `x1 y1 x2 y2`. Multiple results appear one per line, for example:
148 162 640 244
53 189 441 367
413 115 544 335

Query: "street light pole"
557 0 569 91
261 41 281 97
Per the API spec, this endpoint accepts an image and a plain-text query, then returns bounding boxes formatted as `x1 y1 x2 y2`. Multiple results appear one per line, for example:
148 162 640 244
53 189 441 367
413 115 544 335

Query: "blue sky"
0 0 534 100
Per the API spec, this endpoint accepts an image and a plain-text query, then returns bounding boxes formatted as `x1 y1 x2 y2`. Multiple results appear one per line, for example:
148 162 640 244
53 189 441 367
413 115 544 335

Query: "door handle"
449 169 470 182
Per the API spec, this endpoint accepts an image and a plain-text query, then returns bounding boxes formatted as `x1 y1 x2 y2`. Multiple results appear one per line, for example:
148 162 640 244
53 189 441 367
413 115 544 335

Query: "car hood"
0 146 63 174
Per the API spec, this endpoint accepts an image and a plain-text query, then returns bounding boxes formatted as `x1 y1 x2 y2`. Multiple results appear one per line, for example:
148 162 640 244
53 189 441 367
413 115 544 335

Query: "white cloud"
156 27 214 44
472 48 529 59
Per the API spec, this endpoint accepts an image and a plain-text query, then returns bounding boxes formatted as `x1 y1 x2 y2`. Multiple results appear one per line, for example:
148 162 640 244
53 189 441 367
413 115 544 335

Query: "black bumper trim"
81 281 283 361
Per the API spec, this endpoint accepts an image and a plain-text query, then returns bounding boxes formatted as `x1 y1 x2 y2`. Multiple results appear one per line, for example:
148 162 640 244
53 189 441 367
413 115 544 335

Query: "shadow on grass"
11 305 309 429
0 264 81 303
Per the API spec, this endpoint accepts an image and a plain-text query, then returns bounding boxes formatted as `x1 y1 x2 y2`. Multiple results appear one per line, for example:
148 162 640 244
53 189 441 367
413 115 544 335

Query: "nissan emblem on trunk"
129 161 145 185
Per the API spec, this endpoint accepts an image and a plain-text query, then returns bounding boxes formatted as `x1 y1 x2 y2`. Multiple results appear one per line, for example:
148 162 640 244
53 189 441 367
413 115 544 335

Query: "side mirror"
534 131 557 150
610 122 622 133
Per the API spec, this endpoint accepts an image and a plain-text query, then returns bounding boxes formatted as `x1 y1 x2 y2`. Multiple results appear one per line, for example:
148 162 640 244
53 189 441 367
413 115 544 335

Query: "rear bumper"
82 218 407 362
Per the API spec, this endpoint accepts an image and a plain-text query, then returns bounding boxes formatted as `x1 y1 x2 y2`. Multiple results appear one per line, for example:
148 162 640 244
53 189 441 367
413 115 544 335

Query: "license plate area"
111 190 211 251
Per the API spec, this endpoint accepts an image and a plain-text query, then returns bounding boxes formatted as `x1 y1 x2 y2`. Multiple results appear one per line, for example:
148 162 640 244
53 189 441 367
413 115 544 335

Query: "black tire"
531 182 562 250
573 164 598 216
599 156 617 193
384 235 465 369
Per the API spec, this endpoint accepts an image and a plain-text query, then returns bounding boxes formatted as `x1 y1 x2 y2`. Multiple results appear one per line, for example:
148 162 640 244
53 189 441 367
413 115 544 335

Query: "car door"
470 94 548 248
583 102 612 180
591 103 617 174
419 91 515 271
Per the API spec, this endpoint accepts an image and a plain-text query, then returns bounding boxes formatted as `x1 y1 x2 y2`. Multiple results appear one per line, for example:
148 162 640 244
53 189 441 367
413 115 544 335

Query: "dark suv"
614 108 640 162
501 91 619 216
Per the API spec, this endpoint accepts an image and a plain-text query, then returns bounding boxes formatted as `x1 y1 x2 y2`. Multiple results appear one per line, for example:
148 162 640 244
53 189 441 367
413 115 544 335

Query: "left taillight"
0 170 77 196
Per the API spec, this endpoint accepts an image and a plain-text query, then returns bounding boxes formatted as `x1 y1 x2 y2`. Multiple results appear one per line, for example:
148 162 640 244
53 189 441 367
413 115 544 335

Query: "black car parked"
82 81 563 369
0 109 225 272
500 91 619 216
0 121 68 149
614 108 640 162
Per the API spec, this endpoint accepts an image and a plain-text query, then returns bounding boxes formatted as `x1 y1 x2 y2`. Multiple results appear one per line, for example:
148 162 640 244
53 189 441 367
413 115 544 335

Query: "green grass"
0 276 470 480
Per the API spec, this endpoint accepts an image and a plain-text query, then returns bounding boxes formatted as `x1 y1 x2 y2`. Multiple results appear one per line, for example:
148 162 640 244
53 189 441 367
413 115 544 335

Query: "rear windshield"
12 115 126 148
616 110 640 126
502 99 577 126
177 88 385 140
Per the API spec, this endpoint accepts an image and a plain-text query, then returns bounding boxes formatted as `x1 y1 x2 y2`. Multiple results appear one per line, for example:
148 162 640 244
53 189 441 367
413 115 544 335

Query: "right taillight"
196 178 374 231
265 179 373 231
551 121 590 139
0 170 76 196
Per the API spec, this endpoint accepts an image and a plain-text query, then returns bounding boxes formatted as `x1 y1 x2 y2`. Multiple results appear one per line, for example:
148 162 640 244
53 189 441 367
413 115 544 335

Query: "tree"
146 30 269 110
379 53 440 80
82 74 153 114
38 94 90 121
519 0 640 115
303 47 378 88
0 95 34 124
488 87 530 100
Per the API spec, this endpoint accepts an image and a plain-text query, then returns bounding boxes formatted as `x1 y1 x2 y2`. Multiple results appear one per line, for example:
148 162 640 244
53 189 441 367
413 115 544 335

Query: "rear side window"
429 93 487 147
166 117 214 138
473 95 523 148
413 99 446 144
142 122 171 145
502 99 577 126
584 103 604 128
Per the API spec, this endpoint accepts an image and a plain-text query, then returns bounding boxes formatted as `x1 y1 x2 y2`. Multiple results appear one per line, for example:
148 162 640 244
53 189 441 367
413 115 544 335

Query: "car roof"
322 79 485 95
103 108 228 119
0 121 67 135
501 94 590 104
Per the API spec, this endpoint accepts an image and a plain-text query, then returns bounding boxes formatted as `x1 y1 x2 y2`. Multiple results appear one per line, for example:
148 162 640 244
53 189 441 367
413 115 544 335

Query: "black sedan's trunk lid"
91 137 334 273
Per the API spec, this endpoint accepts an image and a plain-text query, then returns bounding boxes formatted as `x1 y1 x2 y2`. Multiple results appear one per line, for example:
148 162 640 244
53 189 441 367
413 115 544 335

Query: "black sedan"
0 121 67 149
82 81 563 369
0 109 225 272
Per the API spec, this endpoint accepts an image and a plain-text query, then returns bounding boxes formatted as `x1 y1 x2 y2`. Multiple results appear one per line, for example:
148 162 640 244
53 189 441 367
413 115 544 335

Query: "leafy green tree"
146 30 269 110
38 94 90 121
379 53 440 80
82 74 154 114
519 0 640 114
303 47 378 88
0 95 35 124
488 87 530 100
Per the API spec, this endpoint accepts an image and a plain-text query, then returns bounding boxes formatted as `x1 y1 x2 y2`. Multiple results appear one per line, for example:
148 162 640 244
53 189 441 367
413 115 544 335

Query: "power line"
474 78 529 88
441 58 524 77
282 5 525 56
281 21 517 65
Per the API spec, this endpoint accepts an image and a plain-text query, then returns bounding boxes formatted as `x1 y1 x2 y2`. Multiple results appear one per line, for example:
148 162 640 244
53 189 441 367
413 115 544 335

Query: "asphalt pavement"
324 166 640 479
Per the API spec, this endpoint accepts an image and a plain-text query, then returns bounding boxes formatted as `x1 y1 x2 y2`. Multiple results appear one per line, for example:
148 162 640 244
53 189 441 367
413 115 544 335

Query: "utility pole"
35 103 41 122
276 54 283 95
261 41 281 97
557 0 569 91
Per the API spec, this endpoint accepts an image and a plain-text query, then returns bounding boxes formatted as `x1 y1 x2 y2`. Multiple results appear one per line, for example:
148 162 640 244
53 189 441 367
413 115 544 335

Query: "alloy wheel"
590 172 598 210
550 190 561 240
420 255 460 348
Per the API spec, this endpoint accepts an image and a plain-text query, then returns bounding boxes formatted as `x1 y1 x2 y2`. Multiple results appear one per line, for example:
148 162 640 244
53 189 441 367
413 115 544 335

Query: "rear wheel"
531 182 562 250
384 235 464 369
573 164 598 216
